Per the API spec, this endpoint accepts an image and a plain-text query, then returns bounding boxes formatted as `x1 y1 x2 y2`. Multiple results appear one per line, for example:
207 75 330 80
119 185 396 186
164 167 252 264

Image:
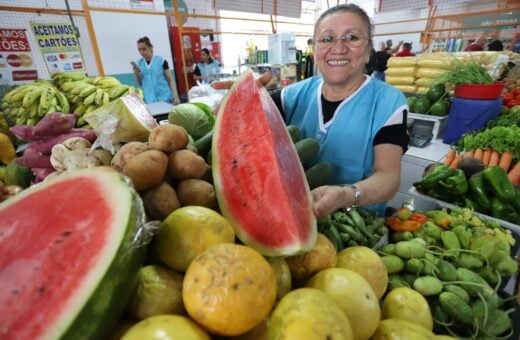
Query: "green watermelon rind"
1 167 147 340
212 69 317 257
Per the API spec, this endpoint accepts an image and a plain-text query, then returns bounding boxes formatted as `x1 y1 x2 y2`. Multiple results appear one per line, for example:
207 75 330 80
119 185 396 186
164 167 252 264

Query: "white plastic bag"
188 84 226 112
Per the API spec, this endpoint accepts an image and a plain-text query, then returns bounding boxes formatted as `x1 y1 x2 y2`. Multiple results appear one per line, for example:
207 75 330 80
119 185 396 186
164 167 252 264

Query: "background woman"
193 48 221 84
133 36 180 104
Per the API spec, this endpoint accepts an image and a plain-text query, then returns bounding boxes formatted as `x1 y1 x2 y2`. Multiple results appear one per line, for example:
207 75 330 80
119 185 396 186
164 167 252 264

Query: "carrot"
463 150 474 159
508 162 520 186
488 150 500 166
482 148 492 165
444 149 456 167
449 154 465 169
498 151 513 172
473 148 483 161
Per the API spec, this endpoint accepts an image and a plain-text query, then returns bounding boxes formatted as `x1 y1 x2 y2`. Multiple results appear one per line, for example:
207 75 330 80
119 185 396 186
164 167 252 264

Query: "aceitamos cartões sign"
30 22 86 74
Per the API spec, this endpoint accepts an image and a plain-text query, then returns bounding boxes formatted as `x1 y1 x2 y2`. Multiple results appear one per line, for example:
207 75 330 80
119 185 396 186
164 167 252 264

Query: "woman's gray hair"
314 3 374 49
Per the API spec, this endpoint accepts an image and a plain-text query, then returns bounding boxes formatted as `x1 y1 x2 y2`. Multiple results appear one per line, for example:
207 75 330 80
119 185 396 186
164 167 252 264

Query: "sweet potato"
32 112 76 137
24 129 97 155
148 124 189 153
111 141 150 172
176 179 217 209
124 150 168 191
15 153 52 168
167 149 209 180
10 125 35 141
143 181 181 220
32 167 56 182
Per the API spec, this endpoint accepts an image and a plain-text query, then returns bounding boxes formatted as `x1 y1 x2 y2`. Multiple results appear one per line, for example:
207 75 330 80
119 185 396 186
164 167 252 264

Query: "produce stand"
409 187 520 234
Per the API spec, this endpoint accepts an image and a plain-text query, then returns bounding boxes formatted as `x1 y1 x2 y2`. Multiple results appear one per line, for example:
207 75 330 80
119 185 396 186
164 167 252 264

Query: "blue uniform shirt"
137 55 173 103
281 76 407 214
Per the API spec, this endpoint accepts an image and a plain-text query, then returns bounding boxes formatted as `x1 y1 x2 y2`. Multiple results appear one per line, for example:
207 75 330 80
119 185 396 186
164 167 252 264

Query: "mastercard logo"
7 54 33 67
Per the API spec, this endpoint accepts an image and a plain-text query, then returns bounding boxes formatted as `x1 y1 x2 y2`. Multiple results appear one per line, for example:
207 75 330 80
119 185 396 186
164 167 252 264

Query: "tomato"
507 98 520 108
409 213 428 225
502 93 514 102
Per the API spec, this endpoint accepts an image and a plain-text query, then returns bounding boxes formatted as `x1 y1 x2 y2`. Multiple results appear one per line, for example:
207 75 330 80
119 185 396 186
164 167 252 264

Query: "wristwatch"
340 184 362 209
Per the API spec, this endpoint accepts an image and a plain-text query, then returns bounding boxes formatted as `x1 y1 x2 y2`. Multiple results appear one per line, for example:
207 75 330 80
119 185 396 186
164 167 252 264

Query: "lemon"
266 257 292 301
336 246 388 298
155 206 235 271
122 315 210 340
306 268 380 339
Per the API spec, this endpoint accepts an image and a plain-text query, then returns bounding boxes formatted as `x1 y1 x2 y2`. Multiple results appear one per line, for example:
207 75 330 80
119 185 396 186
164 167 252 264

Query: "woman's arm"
311 143 402 218
192 65 202 81
133 64 142 86
164 69 180 104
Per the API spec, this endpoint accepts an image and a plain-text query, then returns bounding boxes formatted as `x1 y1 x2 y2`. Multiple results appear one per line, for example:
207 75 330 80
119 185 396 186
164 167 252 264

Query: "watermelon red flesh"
213 69 316 256
0 168 145 340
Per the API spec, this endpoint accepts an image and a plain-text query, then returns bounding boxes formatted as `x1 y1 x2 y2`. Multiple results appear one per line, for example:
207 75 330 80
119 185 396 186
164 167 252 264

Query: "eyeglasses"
314 34 368 49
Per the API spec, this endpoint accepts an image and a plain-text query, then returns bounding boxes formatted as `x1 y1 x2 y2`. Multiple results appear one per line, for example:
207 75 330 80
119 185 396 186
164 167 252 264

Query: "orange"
155 206 235 271
183 243 276 336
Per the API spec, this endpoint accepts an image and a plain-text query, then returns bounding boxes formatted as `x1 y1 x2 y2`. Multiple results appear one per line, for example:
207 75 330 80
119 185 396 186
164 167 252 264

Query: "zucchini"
287 125 302 143
193 130 213 159
305 162 333 190
294 138 320 169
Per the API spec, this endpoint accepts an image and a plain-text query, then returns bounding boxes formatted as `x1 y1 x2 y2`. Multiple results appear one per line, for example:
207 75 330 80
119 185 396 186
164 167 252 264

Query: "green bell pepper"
482 166 515 203
512 187 520 211
438 169 468 195
468 175 491 210
414 165 457 191
490 197 519 223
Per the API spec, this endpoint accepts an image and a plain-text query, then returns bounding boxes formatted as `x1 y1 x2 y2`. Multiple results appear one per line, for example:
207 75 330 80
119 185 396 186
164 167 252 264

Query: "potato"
111 142 150 172
143 182 181 220
167 150 209 180
176 179 217 209
148 124 189 153
124 150 169 191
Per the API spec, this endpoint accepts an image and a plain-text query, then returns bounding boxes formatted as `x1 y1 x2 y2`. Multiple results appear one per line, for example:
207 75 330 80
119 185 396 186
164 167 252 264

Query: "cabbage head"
168 103 214 139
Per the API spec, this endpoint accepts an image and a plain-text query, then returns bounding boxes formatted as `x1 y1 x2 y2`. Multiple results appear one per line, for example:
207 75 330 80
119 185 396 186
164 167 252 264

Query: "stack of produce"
8 112 97 183
57 75 143 127
385 56 418 94
415 53 454 94
414 160 520 223
0 81 69 126
502 88 520 109
379 206 517 339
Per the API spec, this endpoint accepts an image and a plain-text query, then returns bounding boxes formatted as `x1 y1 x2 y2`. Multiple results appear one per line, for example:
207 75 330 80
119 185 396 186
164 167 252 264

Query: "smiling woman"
214 4 410 218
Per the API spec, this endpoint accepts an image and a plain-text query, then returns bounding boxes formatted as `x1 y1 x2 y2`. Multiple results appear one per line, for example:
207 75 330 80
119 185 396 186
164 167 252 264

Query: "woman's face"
200 51 209 63
314 11 371 87
138 42 153 60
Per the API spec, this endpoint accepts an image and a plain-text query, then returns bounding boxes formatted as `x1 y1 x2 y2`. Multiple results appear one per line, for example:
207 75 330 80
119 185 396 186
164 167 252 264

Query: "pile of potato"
112 123 216 220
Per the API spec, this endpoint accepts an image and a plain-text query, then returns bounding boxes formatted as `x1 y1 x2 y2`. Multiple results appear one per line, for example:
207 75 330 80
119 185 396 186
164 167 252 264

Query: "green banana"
10 86 34 102
94 88 104 105
74 104 86 115
83 91 97 106
85 104 97 114
79 84 97 98
109 85 129 99
55 91 70 113
97 77 120 89
70 81 90 95
22 87 44 108
102 91 110 104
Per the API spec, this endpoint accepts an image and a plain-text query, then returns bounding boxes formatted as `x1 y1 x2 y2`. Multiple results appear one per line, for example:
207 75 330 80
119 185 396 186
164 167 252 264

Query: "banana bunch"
51 72 88 88
58 76 143 128
1 82 70 126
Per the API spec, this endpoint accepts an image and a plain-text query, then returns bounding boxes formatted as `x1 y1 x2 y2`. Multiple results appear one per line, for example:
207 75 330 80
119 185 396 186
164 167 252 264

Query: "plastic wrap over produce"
188 84 226 113
85 94 158 152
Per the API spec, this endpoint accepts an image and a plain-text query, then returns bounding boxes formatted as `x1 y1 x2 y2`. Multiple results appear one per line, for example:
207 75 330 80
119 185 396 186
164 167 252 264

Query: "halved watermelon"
0 167 147 339
212 69 317 256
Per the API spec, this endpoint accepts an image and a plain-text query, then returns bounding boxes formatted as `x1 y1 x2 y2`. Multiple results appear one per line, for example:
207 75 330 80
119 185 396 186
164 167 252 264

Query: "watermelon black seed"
38 286 46 294
61 230 72 237
11 289 19 295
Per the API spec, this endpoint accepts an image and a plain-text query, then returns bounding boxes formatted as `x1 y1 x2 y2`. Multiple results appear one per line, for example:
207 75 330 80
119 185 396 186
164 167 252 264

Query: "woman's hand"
172 97 180 105
311 185 350 218
211 71 273 90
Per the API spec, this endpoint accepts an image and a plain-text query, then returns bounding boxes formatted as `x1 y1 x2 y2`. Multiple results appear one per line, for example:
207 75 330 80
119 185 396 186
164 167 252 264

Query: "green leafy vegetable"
458 125 520 161
168 103 214 139
434 59 494 85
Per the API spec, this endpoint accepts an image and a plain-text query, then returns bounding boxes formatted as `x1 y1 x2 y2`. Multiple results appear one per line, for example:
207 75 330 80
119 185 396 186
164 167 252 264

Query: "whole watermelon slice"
0 167 147 339
212 69 317 256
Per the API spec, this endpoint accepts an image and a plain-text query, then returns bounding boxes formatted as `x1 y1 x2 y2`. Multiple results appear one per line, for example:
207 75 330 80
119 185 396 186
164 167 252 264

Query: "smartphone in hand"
131 61 139 70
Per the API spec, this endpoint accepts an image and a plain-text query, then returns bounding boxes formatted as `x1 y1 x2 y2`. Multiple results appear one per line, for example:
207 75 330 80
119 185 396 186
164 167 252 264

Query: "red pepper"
386 217 422 232
408 213 429 225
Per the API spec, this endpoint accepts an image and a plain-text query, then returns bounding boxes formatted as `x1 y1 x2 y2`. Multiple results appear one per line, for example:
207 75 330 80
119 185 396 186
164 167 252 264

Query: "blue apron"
197 60 220 83
137 55 172 103
282 76 407 214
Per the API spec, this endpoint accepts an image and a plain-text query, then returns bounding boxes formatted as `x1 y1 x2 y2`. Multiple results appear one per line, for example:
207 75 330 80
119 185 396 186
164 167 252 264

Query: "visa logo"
46 55 58 62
